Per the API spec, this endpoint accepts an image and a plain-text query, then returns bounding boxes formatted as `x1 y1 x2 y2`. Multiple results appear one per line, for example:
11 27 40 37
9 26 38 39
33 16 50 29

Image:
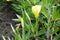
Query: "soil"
0 3 17 40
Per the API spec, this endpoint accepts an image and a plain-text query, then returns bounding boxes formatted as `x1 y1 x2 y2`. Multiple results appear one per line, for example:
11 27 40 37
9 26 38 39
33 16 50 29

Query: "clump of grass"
2 0 60 40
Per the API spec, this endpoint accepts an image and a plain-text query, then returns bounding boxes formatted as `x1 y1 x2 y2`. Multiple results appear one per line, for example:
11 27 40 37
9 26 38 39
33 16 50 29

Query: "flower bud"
32 5 41 18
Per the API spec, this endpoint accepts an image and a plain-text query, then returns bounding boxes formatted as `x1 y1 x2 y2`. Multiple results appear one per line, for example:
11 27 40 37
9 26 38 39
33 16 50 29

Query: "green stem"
36 18 38 33
35 18 38 40
47 15 51 40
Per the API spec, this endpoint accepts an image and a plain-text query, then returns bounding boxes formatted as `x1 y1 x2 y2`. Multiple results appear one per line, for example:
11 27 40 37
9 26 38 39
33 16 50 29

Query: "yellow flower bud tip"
32 5 42 18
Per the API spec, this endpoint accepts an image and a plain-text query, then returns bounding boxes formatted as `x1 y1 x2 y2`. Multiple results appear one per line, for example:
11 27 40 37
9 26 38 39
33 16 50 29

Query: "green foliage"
1 0 60 40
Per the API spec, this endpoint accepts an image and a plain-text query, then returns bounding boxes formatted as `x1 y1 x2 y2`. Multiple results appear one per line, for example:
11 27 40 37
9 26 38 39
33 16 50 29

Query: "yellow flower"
32 5 41 18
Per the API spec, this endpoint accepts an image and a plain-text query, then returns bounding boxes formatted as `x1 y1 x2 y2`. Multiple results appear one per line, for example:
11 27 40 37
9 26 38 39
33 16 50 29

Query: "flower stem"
35 18 38 40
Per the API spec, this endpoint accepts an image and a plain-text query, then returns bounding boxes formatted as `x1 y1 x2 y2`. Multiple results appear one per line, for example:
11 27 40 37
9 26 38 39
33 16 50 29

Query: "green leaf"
53 34 60 40
42 0 51 6
42 7 49 18
52 9 60 20
30 0 40 4
2 35 6 40
55 20 60 27
24 23 30 31
12 14 21 22
38 38 46 40
51 27 59 34
15 26 22 40
12 19 21 22
15 34 22 40
38 28 46 35
16 14 21 19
